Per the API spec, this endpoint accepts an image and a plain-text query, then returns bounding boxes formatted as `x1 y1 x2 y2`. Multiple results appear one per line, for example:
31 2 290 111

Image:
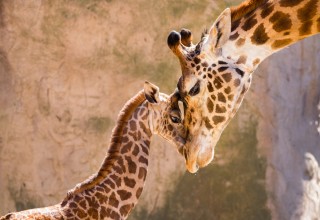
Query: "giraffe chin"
185 143 215 173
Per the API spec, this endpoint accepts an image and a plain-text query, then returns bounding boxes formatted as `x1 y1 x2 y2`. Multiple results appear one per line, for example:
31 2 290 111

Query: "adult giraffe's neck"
62 90 153 219
223 0 320 70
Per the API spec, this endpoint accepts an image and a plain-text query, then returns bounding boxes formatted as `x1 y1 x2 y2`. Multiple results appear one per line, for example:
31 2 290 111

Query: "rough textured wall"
0 0 319 220
251 35 320 220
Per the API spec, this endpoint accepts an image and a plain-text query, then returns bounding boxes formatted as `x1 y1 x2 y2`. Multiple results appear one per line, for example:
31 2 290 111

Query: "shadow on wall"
129 101 271 220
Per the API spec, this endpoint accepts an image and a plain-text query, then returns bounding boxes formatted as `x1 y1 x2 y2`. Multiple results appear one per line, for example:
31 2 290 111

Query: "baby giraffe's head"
143 81 187 154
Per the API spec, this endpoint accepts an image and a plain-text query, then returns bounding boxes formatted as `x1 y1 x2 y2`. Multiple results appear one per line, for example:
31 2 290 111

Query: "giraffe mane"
63 90 146 200
230 0 267 21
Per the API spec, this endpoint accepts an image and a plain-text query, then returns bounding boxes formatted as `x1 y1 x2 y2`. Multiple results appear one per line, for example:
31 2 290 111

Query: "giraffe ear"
203 8 231 50
144 81 160 104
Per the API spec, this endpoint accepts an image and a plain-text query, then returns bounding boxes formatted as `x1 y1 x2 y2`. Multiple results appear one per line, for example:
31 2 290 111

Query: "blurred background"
0 0 320 219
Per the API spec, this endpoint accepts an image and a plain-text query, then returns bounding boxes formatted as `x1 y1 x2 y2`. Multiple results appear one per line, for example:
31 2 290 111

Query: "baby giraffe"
1 81 186 220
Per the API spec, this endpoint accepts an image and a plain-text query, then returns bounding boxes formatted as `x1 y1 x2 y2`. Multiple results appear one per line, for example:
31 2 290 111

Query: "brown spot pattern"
213 77 224 89
218 93 226 103
251 24 269 45
242 14 258 31
120 204 133 217
216 104 227 113
121 142 133 154
138 156 148 165
132 144 139 156
297 0 317 22
271 39 293 49
204 117 213 129
212 116 226 124
136 187 143 198
269 12 292 32
260 2 274 18
124 177 136 188
317 17 320 32
221 72 232 82
125 156 137 174
236 38 246 47
138 167 147 180
117 190 132 201
207 98 214 113
229 32 239 41
299 21 313 36
280 0 303 7
253 58 261 66
108 192 119 208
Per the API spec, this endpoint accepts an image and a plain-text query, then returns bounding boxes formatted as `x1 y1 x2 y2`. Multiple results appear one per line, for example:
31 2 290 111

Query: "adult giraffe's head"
168 0 320 173
167 8 253 173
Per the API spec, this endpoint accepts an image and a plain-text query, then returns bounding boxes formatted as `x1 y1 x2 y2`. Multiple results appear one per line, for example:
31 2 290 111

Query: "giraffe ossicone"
168 0 320 173
1 81 186 220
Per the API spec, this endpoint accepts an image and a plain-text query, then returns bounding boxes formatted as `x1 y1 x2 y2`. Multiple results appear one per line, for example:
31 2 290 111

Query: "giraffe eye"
189 81 200 96
170 115 181 124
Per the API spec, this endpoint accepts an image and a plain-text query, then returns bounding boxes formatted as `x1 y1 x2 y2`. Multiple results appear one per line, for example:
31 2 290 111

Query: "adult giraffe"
167 0 320 173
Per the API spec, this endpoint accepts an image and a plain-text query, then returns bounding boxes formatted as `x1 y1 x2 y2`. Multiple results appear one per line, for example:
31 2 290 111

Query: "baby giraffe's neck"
60 91 152 219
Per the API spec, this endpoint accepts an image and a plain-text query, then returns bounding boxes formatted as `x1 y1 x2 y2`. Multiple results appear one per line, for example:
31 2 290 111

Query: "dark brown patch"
100 206 108 219
318 17 320 32
269 11 292 32
108 192 119 208
218 93 226 103
231 19 241 32
140 144 149 155
110 174 121 187
138 167 147 180
242 14 258 31
76 209 87 218
283 31 290 36
207 98 214 113
260 2 274 18
218 60 228 65
297 0 317 22
224 87 231 94
168 124 173 131
95 192 107 204
87 197 99 209
201 62 209 67
235 68 245 77
139 121 151 137
234 79 241 87
120 142 133 154
229 32 239 41
120 204 133 217
228 94 234 101
88 208 99 220
204 117 213 129
125 156 137 174
236 38 246 47
110 210 120 219
216 104 227 113
253 58 261 66
218 66 228 72
251 24 269 45
299 21 313 36
69 202 77 208
280 0 303 7
208 73 212 79
271 39 293 49
132 144 139 156
221 72 232 82
129 120 136 131
79 200 87 209
196 65 200 71
118 157 126 173
117 190 132 201
124 177 136 188
138 156 148 165
136 187 143 198
194 57 201 64
207 82 214 92
212 116 226 124
236 55 247 64
105 179 116 189
213 77 224 89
